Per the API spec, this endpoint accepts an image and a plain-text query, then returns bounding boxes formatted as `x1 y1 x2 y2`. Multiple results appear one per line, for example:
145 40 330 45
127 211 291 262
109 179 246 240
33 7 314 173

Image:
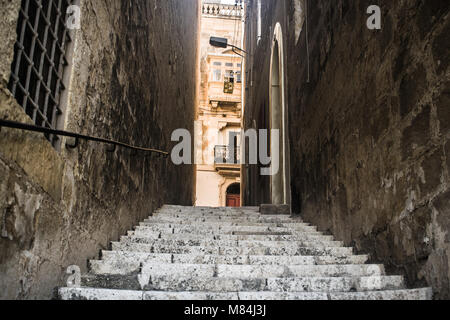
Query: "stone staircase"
58 205 433 300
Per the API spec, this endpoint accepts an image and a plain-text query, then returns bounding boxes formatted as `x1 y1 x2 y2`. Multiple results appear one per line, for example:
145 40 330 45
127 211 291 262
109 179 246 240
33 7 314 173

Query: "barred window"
8 0 74 145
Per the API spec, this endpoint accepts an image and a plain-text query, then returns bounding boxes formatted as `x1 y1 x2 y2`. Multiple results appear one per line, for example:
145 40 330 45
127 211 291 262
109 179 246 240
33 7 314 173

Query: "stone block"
445 142 450 174
433 190 450 242
401 106 431 160
436 81 450 136
432 18 450 75
399 64 428 117
0 0 21 83
260 204 291 215
420 149 444 196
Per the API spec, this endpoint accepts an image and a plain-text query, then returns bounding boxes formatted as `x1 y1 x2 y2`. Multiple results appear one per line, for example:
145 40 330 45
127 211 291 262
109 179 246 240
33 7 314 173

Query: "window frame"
8 0 75 147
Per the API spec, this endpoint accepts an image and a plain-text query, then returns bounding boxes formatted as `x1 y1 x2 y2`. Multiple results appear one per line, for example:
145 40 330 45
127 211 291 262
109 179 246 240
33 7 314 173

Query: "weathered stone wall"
244 0 450 298
0 0 200 299
0 0 20 84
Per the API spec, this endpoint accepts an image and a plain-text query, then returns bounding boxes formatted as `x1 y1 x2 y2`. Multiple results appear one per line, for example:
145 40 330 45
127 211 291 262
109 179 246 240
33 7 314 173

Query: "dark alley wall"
244 0 449 298
0 0 199 299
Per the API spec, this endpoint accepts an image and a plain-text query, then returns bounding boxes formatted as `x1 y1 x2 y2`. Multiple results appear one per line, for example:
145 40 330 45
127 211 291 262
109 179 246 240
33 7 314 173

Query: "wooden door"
226 194 241 207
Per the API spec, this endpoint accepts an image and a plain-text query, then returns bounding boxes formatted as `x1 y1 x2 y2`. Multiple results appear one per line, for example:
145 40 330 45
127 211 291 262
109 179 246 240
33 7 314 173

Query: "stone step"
80 274 405 292
111 241 354 256
59 286 432 301
143 291 241 300
89 261 385 278
101 251 174 264
57 204 432 300
141 220 311 228
161 205 260 211
58 287 323 301
159 206 260 213
154 211 263 217
155 207 260 213
59 287 145 300
120 236 345 249
100 250 369 267
136 224 320 234
144 216 303 224
129 230 334 242
328 288 433 300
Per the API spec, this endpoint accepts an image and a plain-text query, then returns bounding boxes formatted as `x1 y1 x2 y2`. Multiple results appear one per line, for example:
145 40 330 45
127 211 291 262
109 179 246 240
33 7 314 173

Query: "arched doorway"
269 23 291 206
226 183 241 207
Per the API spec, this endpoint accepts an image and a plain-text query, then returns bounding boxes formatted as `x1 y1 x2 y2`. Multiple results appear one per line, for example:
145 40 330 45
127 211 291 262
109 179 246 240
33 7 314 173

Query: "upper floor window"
236 71 242 83
213 61 222 66
211 69 222 82
224 70 235 94
8 0 74 145
224 70 235 82
225 62 234 67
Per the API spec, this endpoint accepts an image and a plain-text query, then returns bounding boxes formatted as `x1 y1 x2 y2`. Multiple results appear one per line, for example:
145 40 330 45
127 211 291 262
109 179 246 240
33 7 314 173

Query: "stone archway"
269 23 291 206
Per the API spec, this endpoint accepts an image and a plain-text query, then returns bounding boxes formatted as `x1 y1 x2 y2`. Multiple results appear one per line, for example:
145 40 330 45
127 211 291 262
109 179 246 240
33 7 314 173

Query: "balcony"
215 145 240 164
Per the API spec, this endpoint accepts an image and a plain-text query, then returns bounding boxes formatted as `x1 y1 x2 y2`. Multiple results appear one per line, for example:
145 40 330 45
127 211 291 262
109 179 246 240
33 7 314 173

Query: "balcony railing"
214 145 240 164
202 2 243 18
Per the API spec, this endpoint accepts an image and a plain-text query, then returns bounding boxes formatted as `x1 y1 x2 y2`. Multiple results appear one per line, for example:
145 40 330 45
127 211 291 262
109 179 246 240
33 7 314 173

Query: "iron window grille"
8 0 74 145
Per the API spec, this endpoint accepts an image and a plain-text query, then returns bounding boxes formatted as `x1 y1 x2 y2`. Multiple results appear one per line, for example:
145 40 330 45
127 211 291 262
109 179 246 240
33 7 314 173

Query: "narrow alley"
0 0 449 302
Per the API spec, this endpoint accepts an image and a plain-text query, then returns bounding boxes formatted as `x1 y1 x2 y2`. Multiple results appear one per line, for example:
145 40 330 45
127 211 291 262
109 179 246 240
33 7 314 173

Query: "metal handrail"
0 119 169 157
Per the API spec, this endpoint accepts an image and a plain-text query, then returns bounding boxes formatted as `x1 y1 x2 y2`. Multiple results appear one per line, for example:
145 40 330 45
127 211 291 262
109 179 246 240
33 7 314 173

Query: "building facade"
195 1 244 207
243 0 449 299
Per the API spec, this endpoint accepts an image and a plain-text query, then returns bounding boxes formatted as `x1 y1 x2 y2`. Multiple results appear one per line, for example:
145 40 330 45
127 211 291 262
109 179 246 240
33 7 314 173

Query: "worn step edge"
100 250 369 266
120 236 345 249
127 232 336 243
59 287 431 300
130 226 326 239
80 275 405 292
58 287 327 300
140 221 313 228
139 223 318 233
328 288 433 300
144 217 305 223
111 241 355 256
137 224 318 232
89 261 385 278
